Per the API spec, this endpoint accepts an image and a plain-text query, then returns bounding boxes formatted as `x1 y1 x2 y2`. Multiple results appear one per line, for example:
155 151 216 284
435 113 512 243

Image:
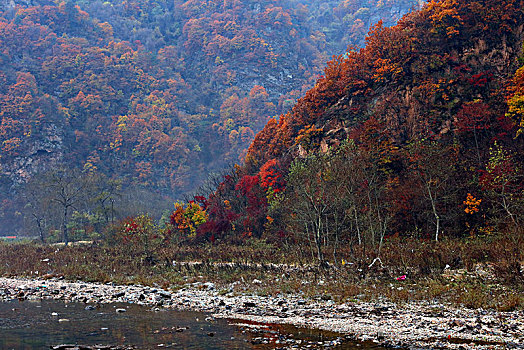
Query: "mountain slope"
190 0 524 245
0 0 418 197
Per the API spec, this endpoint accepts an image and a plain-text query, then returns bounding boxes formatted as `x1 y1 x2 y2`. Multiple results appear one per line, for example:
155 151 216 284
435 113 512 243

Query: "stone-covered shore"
1 277 522 349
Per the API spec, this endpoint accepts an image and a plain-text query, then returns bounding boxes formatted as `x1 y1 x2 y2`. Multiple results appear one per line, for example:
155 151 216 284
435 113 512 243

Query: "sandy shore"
1 277 522 349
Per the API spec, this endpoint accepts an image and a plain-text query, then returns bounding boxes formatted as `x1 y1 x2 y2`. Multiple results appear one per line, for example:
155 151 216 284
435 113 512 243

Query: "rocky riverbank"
1 277 522 349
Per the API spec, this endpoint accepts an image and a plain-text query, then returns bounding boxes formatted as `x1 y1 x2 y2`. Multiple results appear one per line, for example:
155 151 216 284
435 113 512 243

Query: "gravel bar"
1 277 522 349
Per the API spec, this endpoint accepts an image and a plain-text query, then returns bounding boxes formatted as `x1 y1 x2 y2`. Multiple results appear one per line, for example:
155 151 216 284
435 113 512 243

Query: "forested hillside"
175 0 524 262
0 0 420 235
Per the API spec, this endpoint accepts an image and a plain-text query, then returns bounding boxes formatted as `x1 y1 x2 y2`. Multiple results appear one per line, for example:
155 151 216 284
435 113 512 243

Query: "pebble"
0 277 522 350
202 282 215 290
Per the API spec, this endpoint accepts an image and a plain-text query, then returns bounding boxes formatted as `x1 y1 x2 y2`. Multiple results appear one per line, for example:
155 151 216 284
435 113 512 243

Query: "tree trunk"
315 216 324 265
354 208 362 246
435 214 440 242
426 181 440 242
501 186 517 226
35 216 45 244
332 213 339 265
63 206 69 246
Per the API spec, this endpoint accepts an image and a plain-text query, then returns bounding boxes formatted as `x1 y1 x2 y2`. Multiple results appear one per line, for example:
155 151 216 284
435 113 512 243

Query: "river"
0 300 390 349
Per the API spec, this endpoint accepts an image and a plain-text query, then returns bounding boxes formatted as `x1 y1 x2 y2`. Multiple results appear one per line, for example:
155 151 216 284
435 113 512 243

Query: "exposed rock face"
1 123 63 188
0 0 48 11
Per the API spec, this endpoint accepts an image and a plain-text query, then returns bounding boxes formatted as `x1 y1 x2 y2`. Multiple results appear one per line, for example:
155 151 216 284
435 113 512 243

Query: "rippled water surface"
0 300 388 349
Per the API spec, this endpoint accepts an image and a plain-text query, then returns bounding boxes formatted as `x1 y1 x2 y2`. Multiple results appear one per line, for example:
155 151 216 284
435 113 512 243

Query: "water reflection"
1 300 246 349
0 300 389 349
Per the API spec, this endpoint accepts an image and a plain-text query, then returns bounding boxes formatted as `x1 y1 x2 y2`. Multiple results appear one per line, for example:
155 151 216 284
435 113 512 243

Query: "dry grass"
0 229 522 310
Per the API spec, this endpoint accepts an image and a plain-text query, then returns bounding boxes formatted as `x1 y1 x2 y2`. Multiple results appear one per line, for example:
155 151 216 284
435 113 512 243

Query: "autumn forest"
0 0 523 285
0 0 420 237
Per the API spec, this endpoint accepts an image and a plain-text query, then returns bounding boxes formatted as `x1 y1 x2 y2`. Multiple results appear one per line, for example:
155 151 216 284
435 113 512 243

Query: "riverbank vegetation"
1 226 522 311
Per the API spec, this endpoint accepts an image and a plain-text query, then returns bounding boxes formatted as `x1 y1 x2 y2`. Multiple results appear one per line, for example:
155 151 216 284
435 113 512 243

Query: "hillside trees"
23 175 53 243
479 142 524 227
19 168 175 244
101 0 524 271
170 201 208 240
284 154 343 265
507 51 524 136
404 140 458 241
0 72 63 159
272 133 397 265
33 168 91 245
0 0 420 208
202 0 524 252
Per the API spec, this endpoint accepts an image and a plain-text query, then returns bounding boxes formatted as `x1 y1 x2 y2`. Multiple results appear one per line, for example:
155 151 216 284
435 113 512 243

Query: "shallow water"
0 300 389 349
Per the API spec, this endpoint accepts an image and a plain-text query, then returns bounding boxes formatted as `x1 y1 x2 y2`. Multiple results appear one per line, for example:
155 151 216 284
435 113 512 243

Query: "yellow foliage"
463 193 481 214
172 201 208 237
